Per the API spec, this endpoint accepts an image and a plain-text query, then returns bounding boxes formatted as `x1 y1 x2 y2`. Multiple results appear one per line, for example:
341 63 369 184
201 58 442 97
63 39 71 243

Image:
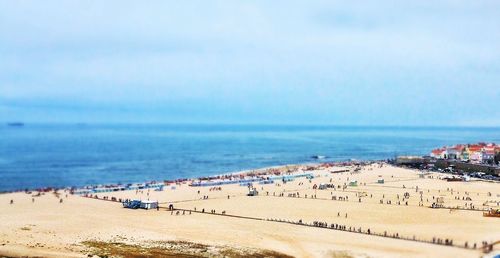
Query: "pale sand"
1 164 499 257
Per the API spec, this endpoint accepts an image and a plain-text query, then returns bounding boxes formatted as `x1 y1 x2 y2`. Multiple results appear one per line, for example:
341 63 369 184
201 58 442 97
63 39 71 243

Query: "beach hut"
248 188 259 196
140 200 158 210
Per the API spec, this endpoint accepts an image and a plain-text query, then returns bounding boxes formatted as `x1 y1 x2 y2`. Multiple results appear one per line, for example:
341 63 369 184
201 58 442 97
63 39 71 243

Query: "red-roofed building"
430 149 445 159
468 145 482 152
483 146 495 152
466 144 483 163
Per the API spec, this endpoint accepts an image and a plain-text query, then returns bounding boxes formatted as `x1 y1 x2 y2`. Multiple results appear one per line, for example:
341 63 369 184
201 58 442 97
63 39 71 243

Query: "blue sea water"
0 124 499 192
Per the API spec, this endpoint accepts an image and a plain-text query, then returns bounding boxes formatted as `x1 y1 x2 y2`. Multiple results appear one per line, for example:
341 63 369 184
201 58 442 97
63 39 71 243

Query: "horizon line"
2 121 500 129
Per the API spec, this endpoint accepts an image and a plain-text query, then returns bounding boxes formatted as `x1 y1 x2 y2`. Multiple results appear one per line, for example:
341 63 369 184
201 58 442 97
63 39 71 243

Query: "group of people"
310 220 369 234
432 237 453 246
171 210 191 215
333 196 348 201
195 208 226 215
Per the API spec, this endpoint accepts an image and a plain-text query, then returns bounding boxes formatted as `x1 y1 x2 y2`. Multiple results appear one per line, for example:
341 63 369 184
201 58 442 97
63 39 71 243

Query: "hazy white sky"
1 1 499 125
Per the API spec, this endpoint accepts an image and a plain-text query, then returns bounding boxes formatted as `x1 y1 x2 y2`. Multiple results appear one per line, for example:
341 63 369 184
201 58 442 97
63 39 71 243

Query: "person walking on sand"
10 199 13 204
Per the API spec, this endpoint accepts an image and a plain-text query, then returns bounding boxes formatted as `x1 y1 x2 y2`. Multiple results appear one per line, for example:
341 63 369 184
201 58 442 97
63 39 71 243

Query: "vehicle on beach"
123 199 142 209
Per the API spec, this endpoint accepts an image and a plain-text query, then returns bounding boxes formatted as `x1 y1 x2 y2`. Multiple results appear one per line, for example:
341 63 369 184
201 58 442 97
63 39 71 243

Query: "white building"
140 200 159 210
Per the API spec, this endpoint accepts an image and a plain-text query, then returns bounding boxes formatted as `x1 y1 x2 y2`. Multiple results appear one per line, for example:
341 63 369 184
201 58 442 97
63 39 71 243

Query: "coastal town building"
430 149 445 159
483 150 495 164
470 151 483 163
430 142 499 166
444 148 459 160
460 147 470 161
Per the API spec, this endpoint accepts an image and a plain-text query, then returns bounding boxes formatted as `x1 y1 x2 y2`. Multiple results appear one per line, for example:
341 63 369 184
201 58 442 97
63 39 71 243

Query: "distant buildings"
430 143 499 165
396 156 425 165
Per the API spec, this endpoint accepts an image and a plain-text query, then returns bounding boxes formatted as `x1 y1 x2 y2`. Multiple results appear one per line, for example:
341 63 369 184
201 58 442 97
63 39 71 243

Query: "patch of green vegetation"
328 251 355 258
82 240 294 258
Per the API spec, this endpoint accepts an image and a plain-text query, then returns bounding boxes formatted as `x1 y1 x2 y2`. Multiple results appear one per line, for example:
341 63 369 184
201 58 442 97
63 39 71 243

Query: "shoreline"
1 160 382 195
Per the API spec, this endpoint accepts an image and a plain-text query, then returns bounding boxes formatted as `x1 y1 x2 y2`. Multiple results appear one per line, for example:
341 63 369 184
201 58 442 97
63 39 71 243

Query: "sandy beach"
1 163 499 257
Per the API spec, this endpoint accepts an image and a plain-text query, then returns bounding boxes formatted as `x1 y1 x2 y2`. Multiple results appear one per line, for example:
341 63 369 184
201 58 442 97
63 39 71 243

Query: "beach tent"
140 200 158 210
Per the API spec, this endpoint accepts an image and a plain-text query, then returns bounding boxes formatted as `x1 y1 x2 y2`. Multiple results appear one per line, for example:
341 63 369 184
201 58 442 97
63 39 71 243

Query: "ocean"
0 124 499 192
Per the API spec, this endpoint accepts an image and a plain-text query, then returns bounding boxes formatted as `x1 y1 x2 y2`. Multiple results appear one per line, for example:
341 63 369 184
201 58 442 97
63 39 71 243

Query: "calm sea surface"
0 124 499 191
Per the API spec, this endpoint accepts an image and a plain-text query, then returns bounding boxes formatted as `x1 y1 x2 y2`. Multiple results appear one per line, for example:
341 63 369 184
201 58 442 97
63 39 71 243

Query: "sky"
0 1 499 126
